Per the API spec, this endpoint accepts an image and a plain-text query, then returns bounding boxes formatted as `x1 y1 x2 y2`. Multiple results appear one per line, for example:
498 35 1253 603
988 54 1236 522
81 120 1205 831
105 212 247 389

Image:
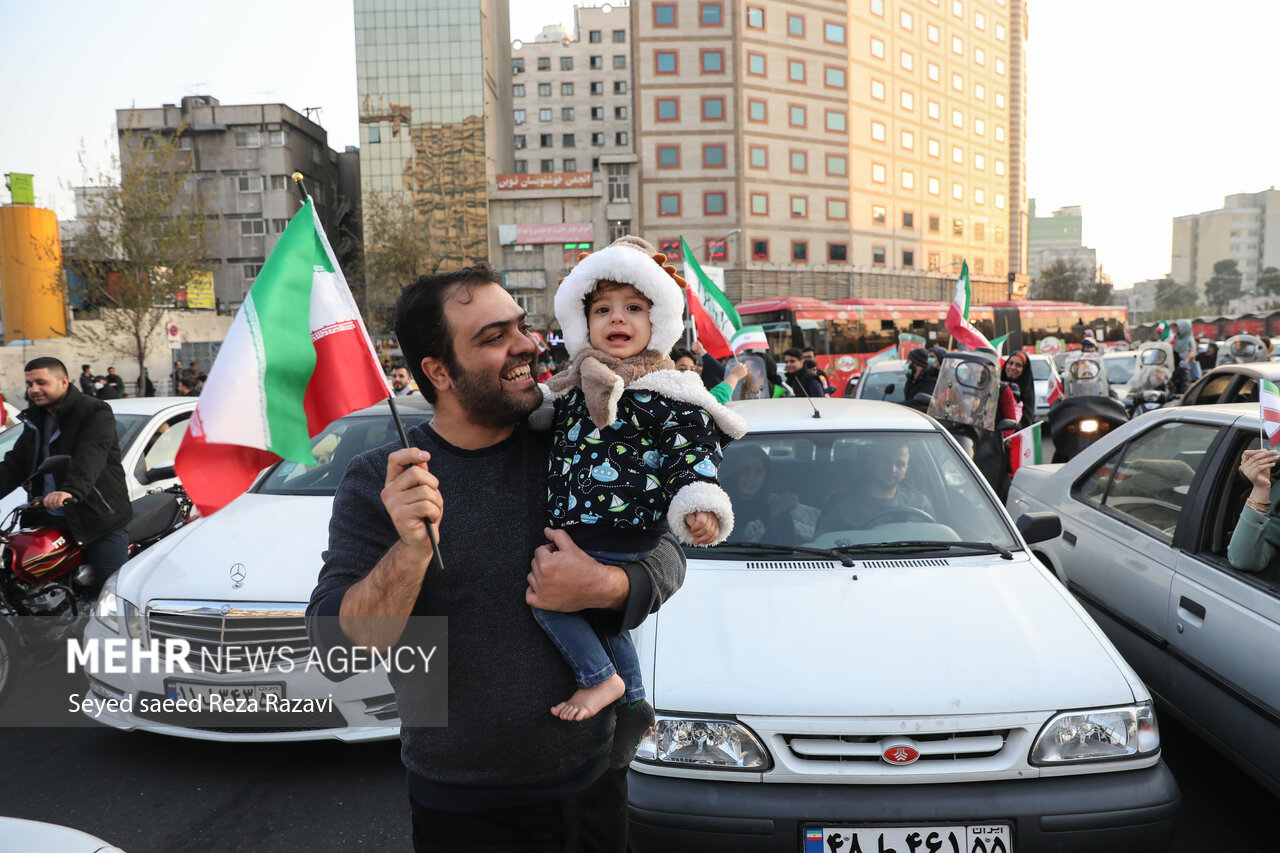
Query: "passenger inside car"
817 439 935 533
722 444 799 544
1226 442 1280 582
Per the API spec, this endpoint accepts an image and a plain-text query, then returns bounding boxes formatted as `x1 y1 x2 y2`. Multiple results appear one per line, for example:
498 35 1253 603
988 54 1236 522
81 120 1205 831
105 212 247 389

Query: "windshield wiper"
710 541 856 567
832 541 1014 560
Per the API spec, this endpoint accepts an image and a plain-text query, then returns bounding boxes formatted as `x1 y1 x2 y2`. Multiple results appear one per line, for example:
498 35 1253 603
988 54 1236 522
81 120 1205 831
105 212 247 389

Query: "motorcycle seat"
127 492 180 545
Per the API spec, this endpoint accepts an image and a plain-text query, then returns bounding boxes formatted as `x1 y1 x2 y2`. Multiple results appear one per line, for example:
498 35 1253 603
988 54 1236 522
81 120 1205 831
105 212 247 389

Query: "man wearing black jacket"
783 348 825 398
0 357 131 592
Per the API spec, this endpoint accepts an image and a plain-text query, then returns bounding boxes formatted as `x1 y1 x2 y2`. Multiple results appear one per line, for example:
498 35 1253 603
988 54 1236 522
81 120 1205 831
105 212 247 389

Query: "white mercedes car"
79 398 432 741
627 399 1179 853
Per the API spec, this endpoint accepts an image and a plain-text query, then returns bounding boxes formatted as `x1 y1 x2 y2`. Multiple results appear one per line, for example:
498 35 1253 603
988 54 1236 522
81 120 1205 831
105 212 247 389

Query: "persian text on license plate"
803 824 1011 853
164 680 284 706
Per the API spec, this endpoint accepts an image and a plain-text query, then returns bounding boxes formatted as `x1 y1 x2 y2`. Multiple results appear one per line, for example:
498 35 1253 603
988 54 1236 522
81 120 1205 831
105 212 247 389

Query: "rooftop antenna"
304 106 324 125
181 82 208 95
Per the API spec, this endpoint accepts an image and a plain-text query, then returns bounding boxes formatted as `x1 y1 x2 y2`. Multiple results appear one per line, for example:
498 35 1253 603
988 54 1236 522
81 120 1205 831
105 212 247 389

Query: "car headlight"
635 715 771 770
1030 703 1159 765
93 574 142 638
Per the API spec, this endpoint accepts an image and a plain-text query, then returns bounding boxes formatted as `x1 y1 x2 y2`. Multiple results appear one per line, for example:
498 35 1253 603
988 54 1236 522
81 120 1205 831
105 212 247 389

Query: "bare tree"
61 123 215 383
356 188 447 334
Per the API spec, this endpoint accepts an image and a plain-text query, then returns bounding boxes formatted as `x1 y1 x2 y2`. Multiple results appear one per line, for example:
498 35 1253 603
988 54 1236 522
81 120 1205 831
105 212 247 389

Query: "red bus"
736 297 1128 396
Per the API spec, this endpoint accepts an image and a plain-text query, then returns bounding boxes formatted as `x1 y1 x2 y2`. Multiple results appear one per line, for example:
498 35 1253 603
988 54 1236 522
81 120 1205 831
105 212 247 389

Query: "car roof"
106 396 197 415
348 396 434 418
1201 362 1280 379
729 398 937 432
864 359 908 372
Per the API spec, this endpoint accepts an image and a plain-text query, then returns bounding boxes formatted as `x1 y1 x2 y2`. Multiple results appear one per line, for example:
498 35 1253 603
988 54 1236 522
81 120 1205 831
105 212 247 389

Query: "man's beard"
448 357 541 428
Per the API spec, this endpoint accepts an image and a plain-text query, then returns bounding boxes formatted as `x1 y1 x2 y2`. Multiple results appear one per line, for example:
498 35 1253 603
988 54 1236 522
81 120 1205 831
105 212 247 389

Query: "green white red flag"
1046 369 1063 406
681 237 742 359
175 199 389 515
1007 421 1043 474
729 325 768 355
1261 379 1280 447
945 260 994 351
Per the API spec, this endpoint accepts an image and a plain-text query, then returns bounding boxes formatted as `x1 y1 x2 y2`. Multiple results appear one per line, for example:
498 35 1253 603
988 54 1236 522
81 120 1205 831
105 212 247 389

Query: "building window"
615 131 629 145
900 91 913 111
702 97 724 120
590 82 604 96
514 135 526 149
704 192 727 215
240 219 266 235
514 109 526 124
561 57 573 71
273 218 288 233
952 182 964 201
872 246 886 266
903 211 914 228
996 125 1006 142
791 196 808 218
790 150 807 172
591 132 605 146
975 188 985 205
514 160 527 173
952 35 964 55
871 120 886 141
871 79 885 100
792 241 808 262
975 47 985 66
995 226 1004 243
826 111 847 132
701 2 722 25
871 37 884 59
538 57 551 71
827 199 848 220
564 158 577 171
826 154 847 175
928 62 940 82
615 106 628 119
996 92 1006 109
952 73 963 92
995 159 1005 176
975 83 985 101
974 152 985 170
563 133 575 147
872 205 887 224
237 175 264 192
825 66 846 88
702 49 724 73
751 193 768 215
975 117 986 136
751 239 769 261
704 144 726 167
900 50 913 71
242 264 263 280
656 51 677 73
614 80 627 93
658 193 680 215
974 258 984 274
562 83 574 96
561 107 575 121
825 22 845 43
928 252 940 270
789 60 805 82
540 133 553 146
654 3 677 25
901 9 913 29
591 106 604 119
929 216 940 233
750 146 767 168
952 218 964 236
513 83 526 97
748 53 766 75
790 105 806 127
901 170 914 190
235 129 262 148
590 56 602 70
952 109 963 128
539 108 552 121
829 243 848 262
656 98 679 121
903 250 915 268
928 101 940 120
746 6 764 28
607 163 631 201
975 222 986 241
513 58 525 73
748 100 766 122
589 30 601 43
952 145 963 164
613 55 627 69
901 130 914 150
539 82 552 97
928 23 940 43
871 0 884 15
269 174 287 190
928 177 940 195
657 145 680 168
871 164 886 184
788 14 804 36
997 58 1006 76
541 159 554 172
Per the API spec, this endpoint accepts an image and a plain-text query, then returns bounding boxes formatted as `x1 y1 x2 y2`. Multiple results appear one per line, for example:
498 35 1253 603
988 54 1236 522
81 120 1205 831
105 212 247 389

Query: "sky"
2 1 1277 291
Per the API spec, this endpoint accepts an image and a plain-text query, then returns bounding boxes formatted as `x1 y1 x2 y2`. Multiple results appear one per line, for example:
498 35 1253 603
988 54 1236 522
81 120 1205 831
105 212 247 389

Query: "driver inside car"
819 440 935 532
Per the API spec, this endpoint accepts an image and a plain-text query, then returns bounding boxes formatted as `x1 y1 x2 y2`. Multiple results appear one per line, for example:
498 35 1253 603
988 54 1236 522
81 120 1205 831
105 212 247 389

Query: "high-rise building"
633 0 1028 304
1026 199 1097 282
1172 188 1280 294
115 96 355 309
355 0 512 273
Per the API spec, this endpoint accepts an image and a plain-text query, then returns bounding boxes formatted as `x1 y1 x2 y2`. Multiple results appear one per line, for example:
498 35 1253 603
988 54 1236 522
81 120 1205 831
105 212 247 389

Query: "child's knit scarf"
545 347 674 428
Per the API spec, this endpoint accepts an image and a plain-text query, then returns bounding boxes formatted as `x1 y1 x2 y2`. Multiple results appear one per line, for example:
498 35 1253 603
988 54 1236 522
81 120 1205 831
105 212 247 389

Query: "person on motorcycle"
0 357 131 594
903 348 939 409
1000 351 1036 428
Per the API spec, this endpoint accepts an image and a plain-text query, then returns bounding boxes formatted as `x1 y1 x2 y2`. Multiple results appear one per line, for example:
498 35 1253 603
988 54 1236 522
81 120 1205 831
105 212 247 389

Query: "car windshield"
706 430 1018 559
1104 356 1137 384
114 414 152 452
256 410 432 496
1029 359 1052 381
858 369 906 402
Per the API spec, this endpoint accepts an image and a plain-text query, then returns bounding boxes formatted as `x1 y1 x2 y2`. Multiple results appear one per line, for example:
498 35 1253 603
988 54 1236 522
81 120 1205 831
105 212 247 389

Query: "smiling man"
307 264 686 852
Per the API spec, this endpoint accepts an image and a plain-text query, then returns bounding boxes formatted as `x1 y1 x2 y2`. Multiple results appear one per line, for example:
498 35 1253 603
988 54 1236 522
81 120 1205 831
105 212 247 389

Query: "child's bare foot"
551 674 625 721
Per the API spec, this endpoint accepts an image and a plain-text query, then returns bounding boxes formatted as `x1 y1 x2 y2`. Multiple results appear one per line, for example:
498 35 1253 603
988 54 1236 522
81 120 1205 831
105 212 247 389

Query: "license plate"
804 824 1011 853
164 680 284 708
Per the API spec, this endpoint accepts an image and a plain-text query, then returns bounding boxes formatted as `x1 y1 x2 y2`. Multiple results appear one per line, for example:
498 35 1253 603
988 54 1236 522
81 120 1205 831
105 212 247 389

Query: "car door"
1055 419 1222 698
1169 427 1280 793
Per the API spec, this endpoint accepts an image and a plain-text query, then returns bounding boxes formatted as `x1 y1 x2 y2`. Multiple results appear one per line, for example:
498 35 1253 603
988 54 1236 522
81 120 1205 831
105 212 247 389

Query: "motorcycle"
1217 333 1267 367
1045 355 1129 463
923 351 1016 500
0 455 195 707
1127 342 1175 417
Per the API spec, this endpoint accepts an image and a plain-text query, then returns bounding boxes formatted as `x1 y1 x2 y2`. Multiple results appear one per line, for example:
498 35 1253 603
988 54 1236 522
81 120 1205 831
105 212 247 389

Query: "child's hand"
685 511 719 545
727 363 749 383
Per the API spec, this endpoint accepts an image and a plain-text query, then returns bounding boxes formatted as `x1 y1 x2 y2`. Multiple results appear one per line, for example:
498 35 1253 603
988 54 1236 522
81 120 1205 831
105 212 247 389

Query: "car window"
711 430 1017 557
1205 431 1262 560
114 414 151 451
1233 377 1259 404
1074 422 1219 544
141 414 192 474
1029 358 1051 381
858 369 907 402
1104 357 1136 385
256 411 432 496
1191 373 1234 406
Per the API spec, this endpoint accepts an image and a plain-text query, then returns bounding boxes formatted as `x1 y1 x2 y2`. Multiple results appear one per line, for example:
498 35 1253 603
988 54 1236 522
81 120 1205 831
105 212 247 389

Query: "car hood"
648 555 1135 717
119 493 332 605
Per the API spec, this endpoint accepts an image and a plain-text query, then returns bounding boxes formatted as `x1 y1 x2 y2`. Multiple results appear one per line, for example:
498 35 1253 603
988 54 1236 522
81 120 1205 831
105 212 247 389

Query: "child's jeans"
532 548 646 705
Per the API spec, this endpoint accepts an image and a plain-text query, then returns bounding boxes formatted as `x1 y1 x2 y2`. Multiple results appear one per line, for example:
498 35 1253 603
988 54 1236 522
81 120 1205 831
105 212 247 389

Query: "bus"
735 297 1128 395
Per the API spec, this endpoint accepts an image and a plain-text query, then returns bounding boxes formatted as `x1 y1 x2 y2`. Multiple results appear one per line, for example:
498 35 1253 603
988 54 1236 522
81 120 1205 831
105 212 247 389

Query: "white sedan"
628 399 1179 853
79 398 432 741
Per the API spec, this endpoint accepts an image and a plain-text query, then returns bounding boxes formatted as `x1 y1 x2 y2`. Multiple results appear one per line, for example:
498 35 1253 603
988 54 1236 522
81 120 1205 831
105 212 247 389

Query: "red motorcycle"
0 455 195 707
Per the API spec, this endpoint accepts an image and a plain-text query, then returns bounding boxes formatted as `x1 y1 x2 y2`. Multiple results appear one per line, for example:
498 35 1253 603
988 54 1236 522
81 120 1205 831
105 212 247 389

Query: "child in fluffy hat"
535 235 747 722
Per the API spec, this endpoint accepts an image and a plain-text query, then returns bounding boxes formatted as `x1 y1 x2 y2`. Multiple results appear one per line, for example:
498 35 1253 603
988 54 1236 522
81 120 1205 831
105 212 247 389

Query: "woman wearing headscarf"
1000 351 1036 428
721 444 797 544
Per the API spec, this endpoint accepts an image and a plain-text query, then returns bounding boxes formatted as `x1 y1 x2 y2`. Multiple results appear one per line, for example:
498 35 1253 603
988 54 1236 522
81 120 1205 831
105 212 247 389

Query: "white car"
627 398 1179 852
0 396 197 518
1028 354 1059 417
79 398 432 741
0 817 124 853
853 359 910 404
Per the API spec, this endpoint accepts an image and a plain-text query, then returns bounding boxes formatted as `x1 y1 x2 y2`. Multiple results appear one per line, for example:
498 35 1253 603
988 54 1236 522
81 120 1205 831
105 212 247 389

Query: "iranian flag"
1046 370 1064 406
1007 421 1043 474
945 260 994 351
1261 379 1280 447
681 237 742 359
174 199 389 515
730 325 768 355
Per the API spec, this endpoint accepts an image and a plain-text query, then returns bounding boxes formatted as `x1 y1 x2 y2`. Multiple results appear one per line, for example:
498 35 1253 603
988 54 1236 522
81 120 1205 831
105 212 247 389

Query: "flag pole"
290 171 311 204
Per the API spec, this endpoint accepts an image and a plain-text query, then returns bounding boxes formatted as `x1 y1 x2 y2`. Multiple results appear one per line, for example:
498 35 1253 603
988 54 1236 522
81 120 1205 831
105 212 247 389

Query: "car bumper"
627 762 1179 853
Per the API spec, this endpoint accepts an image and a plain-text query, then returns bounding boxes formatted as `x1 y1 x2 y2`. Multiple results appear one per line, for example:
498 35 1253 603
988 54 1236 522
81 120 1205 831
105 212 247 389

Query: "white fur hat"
554 236 687 358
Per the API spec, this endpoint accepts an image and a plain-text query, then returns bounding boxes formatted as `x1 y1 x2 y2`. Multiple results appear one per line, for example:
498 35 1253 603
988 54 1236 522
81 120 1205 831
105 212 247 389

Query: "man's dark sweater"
306 423 685 811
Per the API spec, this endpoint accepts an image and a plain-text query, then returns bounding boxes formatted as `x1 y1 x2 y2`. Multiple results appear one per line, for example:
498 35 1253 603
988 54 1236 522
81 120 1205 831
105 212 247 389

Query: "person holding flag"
1228 426 1280 578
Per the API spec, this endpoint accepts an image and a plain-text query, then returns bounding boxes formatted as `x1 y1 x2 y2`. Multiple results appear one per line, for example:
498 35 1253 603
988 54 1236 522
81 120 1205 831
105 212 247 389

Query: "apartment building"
1172 187 1280 294
634 0 1028 304
1027 199 1097 282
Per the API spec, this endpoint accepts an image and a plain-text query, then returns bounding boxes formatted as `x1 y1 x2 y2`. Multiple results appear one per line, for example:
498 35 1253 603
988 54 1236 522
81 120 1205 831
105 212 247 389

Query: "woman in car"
722 445 797 544
1227 447 1280 580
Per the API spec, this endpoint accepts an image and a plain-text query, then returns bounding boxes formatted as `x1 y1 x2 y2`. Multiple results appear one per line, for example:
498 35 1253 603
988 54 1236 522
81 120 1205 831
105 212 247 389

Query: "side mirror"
996 419 1018 432
883 383 896 398
144 461 177 484
1016 512 1062 544
24 454 72 487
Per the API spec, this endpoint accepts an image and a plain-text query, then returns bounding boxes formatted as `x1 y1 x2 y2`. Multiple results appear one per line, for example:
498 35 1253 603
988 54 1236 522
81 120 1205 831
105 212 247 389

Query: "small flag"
681 237 742 359
529 330 549 353
1261 379 1280 447
730 324 768 355
945 260 994 351
1046 370 1063 406
175 199 389 515
1007 421 1043 474
1155 320 1171 341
